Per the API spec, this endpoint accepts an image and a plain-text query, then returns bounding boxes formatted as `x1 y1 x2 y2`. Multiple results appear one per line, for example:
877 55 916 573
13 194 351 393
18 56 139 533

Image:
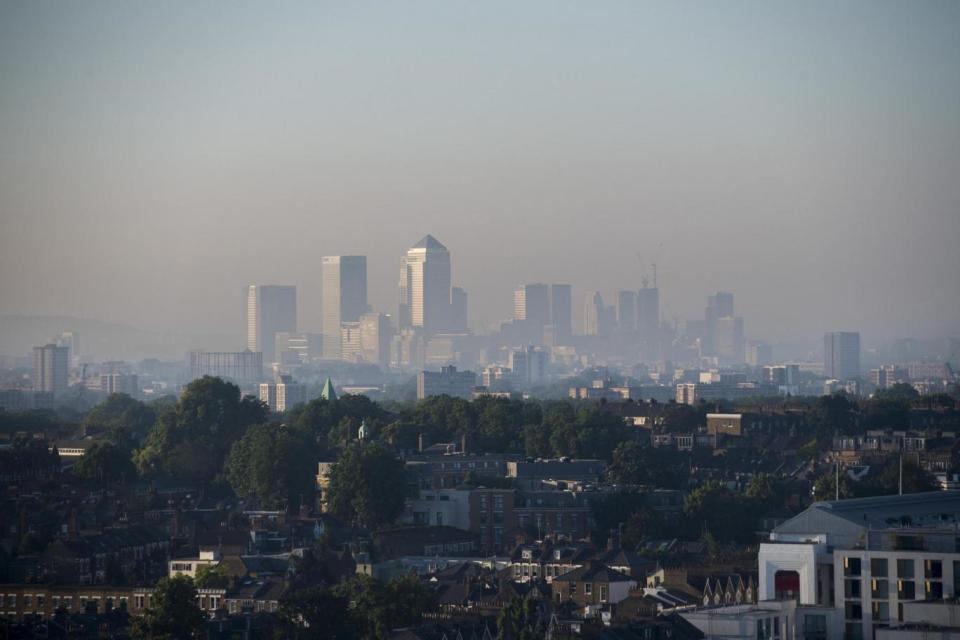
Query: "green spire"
321 377 337 401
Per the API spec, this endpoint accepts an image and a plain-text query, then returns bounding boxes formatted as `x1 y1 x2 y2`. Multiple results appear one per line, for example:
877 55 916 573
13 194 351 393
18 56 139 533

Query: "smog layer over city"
0 2 958 639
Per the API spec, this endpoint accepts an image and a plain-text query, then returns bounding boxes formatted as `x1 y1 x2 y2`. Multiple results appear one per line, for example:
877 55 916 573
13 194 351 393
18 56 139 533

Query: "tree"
858 460 937 497
82 393 156 441
497 597 543 640
194 563 229 589
812 470 853 501
225 424 318 508
874 383 920 402
333 575 437 639
131 575 205 639
72 441 136 484
278 586 352 639
326 442 407 529
135 377 267 482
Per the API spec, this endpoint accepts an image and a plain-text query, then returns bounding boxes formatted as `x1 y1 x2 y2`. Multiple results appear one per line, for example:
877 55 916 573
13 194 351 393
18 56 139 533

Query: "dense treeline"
7 379 956 516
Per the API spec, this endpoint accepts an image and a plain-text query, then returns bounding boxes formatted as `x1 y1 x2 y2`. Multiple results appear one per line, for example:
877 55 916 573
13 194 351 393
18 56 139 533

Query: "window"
803 614 827 640
897 559 914 578
925 560 942 579
870 558 888 577
897 580 915 600
871 579 888 599
585 583 592 595
599 585 608 602
844 602 862 620
569 583 577 595
24 595 32 609
844 580 861 598
494 495 504 511
925 581 943 599
843 557 861 577
63 596 72 611
871 601 889 622
435 512 443 526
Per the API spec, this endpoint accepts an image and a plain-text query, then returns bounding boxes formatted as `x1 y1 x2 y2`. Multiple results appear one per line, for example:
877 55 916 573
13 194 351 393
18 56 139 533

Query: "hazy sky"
1 1 959 345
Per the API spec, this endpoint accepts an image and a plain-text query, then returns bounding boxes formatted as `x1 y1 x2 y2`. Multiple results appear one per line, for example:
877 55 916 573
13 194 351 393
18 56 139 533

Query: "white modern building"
757 491 960 640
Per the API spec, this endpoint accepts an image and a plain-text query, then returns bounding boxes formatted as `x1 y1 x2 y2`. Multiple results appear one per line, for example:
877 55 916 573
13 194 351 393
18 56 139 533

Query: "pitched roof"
321 377 337 401
554 561 635 584
411 235 447 251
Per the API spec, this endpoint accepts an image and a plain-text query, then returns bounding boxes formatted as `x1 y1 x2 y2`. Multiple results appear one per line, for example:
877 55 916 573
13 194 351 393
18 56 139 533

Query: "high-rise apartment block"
32 344 69 399
416 365 476 400
824 331 861 380
245 285 296 365
321 256 368 359
259 376 307 412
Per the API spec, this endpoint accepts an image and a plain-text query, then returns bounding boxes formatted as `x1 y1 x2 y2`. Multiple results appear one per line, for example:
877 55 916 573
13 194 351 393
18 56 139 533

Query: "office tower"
274 332 322 365
704 291 733 355
245 285 297 365
515 283 550 328
33 344 69 398
359 312 392 368
391 328 426 370
616 290 637 332
549 284 572 341
509 346 547 387
450 287 468 333
400 235 451 336
636 287 659 342
824 332 861 380
714 316 745 362
340 322 362 362
747 342 773 367
190 350 263 383
56 332 80 366
321 256 368 359
583 291 604 336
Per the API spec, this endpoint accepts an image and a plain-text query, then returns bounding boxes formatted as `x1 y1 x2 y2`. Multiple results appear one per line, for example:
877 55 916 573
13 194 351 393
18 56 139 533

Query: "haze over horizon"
2 1 959 347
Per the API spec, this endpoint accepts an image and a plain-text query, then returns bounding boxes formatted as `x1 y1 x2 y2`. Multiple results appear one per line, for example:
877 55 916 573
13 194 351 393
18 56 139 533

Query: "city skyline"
1 2 958 344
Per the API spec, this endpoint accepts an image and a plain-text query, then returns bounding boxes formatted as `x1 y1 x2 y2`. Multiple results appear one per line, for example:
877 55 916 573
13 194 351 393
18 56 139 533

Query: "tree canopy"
326 442 407 529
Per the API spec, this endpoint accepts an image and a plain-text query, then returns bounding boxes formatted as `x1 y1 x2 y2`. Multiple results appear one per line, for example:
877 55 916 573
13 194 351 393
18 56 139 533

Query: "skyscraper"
33 344 68 399
549 284 572 341
583 291 604 336
616 290 637 332
321 256 368 359
450 286 468 333
399 235 451 336
514 283 549 343
245 285 297 365
824 332 861 380
704 291 741 359
359 312 392 368
637 286 660 359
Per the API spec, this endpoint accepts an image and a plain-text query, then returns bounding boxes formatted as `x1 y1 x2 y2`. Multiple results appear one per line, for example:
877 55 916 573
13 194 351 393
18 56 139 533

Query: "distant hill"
0 315 238 361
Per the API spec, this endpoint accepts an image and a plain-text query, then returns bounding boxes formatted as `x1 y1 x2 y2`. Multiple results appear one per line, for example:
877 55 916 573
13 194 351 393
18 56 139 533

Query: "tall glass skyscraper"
399 235 451 336
321 256 368 359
